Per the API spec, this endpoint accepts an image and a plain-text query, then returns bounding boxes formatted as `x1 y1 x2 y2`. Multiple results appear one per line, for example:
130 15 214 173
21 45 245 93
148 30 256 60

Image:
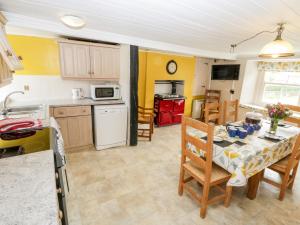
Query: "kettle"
72 88 84 100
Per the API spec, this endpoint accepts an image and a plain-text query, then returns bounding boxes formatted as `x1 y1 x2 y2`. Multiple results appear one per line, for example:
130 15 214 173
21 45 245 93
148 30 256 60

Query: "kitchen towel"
0 118 42 133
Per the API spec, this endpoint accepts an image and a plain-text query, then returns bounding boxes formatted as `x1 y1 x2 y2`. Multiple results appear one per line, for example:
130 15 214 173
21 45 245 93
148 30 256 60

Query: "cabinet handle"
58 210 63 220
59 112 64 115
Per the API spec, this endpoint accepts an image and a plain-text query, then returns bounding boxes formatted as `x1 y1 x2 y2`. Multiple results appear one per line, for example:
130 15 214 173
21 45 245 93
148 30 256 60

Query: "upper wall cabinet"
58 39 120 80
0 12 23 87
0 54 12 86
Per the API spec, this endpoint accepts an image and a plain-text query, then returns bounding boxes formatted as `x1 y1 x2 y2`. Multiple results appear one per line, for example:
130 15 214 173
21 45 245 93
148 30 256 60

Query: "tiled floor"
66 125 300 225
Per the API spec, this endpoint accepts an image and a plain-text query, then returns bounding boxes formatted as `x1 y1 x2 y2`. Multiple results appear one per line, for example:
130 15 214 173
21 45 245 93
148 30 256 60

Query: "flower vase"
269 118 279 134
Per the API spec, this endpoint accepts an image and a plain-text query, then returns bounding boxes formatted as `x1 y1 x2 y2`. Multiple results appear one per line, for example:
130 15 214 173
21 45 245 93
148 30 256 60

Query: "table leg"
247 170 263 200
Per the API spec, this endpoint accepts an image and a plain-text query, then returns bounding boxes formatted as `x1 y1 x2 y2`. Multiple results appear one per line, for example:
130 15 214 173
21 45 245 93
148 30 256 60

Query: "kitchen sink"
1 104 46 119
6 105 43 113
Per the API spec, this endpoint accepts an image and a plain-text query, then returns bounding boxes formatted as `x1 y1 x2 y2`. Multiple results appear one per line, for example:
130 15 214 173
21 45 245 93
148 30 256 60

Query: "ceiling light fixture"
60 15 85 29
230 23 295 58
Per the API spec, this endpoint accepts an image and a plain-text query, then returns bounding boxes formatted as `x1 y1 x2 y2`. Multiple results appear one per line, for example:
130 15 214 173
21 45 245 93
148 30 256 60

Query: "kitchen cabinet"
59 43 90 79
0 54 12 86
58 39 120 80
51 105 93 150
90 46 120 79
0 12 22 87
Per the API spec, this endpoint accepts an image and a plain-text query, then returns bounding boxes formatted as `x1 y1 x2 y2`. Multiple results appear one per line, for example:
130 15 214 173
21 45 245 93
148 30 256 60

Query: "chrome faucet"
1 91 25 115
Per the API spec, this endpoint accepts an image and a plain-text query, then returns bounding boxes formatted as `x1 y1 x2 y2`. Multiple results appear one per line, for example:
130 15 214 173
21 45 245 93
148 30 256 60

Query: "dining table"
187 120 300 200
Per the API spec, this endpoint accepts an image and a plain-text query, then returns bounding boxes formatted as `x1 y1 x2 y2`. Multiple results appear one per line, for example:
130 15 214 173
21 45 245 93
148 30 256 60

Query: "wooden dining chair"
178 116 232 218
223 99 239 124
284 104 300 127
262 133 300 200
200 90 221 121
204 89 221 103
204 102 222 125
138 106 154 141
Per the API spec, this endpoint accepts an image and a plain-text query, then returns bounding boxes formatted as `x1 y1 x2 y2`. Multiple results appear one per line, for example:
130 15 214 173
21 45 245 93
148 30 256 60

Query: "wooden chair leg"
288 163 299 189
178 165 185 196
260 169 265 181
224 185 232 207
279 173 290 201
200 184 210 218
151 119 154 134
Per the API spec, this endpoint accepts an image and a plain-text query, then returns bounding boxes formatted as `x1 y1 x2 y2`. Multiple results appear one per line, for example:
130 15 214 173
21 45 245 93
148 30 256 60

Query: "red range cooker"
154 94 185 127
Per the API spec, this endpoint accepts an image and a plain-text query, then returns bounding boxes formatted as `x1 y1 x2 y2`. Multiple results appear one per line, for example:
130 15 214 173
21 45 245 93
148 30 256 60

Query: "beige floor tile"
66 125 300 225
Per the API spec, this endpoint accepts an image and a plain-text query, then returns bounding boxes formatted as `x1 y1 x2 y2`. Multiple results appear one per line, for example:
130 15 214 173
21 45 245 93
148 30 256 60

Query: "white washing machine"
93 104 127 150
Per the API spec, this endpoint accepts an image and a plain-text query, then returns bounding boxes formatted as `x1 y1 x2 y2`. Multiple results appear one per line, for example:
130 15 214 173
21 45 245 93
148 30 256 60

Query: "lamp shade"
259 39 295 58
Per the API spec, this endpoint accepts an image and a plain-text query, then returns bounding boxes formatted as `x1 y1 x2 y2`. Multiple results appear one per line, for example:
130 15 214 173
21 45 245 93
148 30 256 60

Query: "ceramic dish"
213 136 223 142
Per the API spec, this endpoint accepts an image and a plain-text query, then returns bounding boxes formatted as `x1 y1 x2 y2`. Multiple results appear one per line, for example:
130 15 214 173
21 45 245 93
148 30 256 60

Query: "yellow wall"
7 35 60 75
138 51 195 116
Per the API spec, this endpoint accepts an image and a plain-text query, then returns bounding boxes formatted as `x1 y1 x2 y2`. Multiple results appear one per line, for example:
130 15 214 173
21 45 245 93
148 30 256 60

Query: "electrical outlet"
24 85 30 91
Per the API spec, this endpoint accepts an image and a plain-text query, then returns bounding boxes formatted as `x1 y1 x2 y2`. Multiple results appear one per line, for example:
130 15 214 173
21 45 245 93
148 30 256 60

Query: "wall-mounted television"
211 64 240 80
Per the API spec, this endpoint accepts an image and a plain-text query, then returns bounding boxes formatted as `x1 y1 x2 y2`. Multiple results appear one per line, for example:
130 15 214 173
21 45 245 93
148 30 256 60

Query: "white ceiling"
1 0 300 59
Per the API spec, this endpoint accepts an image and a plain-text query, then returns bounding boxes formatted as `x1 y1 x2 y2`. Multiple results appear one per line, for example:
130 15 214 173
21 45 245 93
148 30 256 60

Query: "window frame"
254 71 300 106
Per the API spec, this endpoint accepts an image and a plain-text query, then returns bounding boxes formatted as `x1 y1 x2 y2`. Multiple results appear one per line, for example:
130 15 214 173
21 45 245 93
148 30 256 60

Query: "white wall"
119 44 130 108
208 59 247 102
193 57 210 96
0 76 92 103
239 61 259 104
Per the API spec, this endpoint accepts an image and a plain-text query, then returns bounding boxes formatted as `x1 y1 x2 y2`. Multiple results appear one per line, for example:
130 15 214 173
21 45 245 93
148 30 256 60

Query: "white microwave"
90 84 121 100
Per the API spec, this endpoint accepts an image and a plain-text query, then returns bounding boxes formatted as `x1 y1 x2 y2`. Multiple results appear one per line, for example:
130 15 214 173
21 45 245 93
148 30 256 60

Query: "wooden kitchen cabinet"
0 54 13 86
90 46 120 79
59 42 91 79
58 39 120 80
51 106 93 150
0 12 22 87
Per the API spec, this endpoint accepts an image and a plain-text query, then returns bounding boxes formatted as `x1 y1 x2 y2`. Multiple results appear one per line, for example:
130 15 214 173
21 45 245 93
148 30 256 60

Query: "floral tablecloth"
187 121 300 186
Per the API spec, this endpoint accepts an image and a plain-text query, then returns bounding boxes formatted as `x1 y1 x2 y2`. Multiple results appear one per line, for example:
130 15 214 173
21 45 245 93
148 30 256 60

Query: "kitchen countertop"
47 98 125 107
0 150 60 225
6 98 125 108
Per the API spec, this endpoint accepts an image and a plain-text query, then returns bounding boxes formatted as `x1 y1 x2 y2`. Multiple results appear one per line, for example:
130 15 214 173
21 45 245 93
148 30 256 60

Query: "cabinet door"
74 44 91 78
67 115 93 148
56 118 70 148
90 46 120 79
0 54 12 86
78 115 93 146
67 117 82 148
59 43 90 79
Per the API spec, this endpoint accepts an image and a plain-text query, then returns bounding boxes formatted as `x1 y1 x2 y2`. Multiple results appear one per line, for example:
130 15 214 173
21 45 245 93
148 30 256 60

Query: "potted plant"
266 103 292 134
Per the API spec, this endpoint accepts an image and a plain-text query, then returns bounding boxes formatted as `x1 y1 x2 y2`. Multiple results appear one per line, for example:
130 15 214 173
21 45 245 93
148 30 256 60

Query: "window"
260 71 300 105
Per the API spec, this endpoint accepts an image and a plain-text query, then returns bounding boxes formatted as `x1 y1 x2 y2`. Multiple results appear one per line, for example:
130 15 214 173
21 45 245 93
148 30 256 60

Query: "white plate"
213 136 223 142
264 133 283 140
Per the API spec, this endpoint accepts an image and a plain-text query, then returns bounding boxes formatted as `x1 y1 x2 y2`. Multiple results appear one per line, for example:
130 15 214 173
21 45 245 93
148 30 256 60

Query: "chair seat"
183 161 231 185
269 154 297 173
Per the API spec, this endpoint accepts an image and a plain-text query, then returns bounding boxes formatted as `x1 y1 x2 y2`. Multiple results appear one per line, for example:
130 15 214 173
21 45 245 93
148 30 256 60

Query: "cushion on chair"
183 161 231 184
